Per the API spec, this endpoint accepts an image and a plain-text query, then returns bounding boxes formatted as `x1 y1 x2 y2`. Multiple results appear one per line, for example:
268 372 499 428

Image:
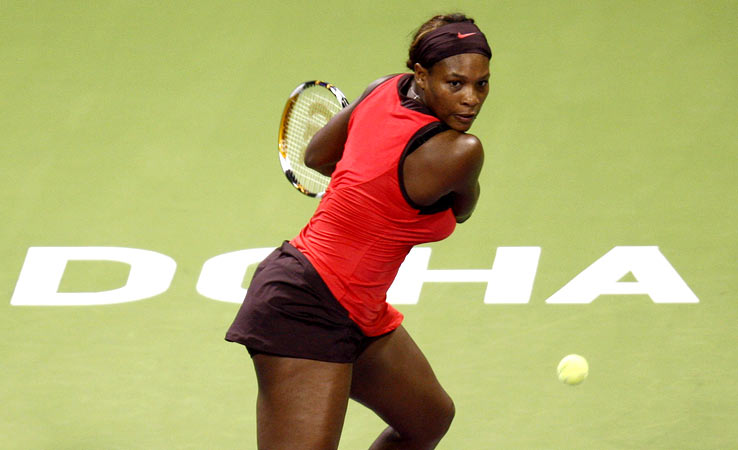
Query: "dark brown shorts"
225 241 385 363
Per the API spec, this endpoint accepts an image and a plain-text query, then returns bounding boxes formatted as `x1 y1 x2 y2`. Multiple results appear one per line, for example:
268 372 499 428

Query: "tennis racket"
278 80 349 198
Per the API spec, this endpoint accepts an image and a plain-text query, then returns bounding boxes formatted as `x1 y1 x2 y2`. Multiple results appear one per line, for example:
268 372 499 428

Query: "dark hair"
406 13 476 70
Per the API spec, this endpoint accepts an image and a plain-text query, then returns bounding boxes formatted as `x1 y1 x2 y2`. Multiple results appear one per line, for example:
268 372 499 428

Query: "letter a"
546 246 699 304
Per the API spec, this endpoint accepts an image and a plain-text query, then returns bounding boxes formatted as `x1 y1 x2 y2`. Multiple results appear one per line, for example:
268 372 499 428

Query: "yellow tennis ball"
557 354 588 385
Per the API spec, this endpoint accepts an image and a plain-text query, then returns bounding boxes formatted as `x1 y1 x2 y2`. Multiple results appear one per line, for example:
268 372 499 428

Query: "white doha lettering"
10 246 699 306
11 247 176 306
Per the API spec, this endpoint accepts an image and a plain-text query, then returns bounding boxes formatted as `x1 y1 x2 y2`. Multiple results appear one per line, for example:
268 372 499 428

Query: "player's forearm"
304 128 344 175
304 108 352 176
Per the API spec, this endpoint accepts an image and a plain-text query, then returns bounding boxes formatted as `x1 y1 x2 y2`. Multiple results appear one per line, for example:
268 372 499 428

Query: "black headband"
414 22 492 68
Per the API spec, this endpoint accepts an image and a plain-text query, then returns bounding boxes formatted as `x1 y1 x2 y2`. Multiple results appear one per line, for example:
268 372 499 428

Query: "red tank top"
291 74 457 336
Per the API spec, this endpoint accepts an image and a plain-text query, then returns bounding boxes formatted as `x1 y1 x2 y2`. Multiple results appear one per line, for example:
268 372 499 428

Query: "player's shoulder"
359 74 401 99
428 130 484 166
346 74 401 113
368 74 401 90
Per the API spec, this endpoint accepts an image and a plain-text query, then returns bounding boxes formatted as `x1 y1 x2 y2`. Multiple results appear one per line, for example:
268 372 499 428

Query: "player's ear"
414 63 429 90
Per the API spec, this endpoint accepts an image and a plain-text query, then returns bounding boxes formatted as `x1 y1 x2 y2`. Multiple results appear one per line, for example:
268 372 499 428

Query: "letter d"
10 247 176 306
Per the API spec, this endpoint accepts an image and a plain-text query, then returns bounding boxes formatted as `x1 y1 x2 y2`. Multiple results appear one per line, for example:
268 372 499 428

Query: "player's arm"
403 131 484 223
304 75 395 176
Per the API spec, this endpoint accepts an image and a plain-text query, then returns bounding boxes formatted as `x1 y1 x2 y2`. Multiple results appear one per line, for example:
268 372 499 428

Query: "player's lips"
454 112 477 124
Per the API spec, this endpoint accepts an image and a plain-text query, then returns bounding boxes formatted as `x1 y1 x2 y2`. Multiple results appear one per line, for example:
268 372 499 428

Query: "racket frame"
278 80 349 198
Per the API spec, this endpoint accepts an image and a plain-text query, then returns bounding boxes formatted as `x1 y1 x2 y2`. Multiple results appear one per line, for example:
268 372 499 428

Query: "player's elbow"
455 212 472 223
304 148 336 177
303 143 325 170
303 150 320 171
452 183 480 223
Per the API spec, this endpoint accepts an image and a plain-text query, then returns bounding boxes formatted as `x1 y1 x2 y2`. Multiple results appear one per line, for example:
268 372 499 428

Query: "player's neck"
406 80 425 105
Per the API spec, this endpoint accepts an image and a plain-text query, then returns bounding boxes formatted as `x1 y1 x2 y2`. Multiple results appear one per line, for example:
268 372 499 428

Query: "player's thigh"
350 326 455 436
252 353 353 450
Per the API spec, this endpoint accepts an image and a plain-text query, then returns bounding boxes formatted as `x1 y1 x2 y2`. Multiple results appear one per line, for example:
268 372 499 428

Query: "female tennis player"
227 13 491 449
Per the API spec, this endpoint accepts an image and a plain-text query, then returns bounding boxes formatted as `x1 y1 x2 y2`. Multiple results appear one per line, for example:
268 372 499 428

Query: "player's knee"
418 393 455 443
380 395 454 448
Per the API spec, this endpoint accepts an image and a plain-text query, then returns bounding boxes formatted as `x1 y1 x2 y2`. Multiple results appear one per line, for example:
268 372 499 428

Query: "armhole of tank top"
397 122 455 215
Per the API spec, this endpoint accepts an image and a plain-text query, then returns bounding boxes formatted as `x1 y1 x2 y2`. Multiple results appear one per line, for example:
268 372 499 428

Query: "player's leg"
252 353 352 450
350 326 455 450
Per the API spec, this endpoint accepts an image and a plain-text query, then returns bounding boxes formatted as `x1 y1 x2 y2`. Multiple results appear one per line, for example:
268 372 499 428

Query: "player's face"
416 53 490 132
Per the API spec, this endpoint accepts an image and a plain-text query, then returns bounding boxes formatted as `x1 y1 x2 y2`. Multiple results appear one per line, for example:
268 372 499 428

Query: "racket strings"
281 87 342 194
